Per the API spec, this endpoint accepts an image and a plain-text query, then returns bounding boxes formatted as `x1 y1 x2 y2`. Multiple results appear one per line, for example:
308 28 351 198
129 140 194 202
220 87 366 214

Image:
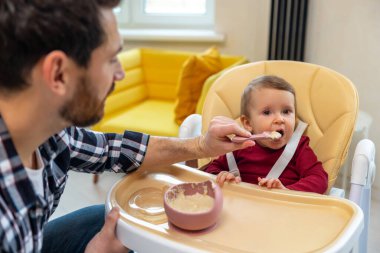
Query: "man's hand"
85 207 130 253
141 116 255 170
258 177 287 190
216 171 241 186
199 116 255 158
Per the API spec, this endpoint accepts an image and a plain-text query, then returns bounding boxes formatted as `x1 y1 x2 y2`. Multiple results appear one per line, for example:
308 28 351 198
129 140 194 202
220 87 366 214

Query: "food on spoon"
268 131 282 140
231 131 282 143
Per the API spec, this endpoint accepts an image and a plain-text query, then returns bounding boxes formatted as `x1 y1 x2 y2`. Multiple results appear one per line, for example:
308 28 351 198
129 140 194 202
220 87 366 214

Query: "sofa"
91 47 248 136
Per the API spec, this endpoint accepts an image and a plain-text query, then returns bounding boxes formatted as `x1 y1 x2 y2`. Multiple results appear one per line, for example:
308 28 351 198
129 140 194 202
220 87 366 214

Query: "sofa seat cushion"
99 99 179 137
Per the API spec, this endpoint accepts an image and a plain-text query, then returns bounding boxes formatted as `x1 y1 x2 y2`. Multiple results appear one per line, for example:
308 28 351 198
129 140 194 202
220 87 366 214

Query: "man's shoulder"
40 128 73 157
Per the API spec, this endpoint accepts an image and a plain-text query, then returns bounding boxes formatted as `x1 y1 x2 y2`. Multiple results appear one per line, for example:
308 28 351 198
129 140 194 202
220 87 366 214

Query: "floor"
52 170 379 253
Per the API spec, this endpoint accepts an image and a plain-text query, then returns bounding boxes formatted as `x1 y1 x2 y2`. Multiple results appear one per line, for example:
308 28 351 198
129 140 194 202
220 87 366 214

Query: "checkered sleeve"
63 127 149 174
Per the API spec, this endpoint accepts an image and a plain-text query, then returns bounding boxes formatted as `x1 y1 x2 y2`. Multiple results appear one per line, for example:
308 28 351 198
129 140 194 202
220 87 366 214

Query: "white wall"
305 0 380 194
122 0 380 194
123 0 270 61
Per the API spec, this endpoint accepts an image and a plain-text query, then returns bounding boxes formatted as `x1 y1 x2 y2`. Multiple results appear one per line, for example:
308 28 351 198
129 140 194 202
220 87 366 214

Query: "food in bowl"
166 191 215 213
163 180 223 231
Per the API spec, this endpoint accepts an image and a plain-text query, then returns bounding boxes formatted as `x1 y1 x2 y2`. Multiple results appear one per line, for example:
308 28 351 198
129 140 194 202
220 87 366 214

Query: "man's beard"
59 76 114 127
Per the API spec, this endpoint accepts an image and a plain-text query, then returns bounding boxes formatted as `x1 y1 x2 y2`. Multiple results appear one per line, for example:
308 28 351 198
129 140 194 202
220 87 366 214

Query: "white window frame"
115 0 215 30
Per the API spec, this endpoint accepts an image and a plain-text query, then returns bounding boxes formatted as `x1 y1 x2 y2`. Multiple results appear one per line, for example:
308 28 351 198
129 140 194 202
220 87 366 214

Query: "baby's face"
241 87 296 149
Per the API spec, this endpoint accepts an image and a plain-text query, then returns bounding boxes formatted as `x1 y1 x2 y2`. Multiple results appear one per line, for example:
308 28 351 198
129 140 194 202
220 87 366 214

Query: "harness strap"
266 121 308 179
226 120 308 179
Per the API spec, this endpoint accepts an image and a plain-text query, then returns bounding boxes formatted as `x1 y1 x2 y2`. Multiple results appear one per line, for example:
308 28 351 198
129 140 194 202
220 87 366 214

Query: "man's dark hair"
0 0 121 92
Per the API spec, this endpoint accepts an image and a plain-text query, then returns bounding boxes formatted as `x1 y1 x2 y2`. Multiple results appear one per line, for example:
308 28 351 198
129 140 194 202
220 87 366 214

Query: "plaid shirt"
0 116 149 253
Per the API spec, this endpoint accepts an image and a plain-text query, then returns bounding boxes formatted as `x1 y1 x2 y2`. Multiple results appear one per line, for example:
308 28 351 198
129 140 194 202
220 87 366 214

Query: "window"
115 0 215 29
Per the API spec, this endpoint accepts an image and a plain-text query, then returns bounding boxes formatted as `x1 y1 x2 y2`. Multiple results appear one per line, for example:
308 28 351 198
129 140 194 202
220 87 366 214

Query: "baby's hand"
216 171 241 187
258 177 286 190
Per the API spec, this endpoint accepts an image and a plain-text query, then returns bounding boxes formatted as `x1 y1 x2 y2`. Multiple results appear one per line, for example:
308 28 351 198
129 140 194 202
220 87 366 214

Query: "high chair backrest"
200 61 358 191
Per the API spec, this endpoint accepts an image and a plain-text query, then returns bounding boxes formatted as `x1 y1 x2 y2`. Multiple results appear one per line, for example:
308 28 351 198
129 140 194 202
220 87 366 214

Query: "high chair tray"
106 164 363 253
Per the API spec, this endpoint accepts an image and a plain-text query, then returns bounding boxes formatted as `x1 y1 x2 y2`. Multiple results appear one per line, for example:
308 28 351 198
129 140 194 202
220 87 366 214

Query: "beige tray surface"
108 164 360 253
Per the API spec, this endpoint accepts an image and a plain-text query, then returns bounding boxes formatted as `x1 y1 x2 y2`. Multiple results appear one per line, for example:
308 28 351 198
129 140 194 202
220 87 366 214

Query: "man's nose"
114 61 125 81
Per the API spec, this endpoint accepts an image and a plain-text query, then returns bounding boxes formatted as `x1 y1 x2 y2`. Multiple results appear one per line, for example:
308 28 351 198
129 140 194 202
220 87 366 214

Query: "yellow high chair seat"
91 48 247 136
197 60 358 192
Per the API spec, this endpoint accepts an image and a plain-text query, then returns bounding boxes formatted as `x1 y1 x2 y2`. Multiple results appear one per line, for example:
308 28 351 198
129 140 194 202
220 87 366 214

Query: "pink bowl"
163 180 223 231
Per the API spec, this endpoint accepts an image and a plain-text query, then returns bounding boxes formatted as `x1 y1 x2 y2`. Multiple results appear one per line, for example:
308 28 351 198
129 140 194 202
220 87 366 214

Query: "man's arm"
140 116 254 170
64 127 148 174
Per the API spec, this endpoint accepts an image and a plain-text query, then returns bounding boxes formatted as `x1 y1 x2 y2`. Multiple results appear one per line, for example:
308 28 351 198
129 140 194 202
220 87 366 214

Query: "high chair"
106 60 374 252
179 60 376 253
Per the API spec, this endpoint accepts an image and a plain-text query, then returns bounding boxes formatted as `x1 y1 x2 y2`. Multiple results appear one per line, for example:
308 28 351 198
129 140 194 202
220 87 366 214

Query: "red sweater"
205 136 328 194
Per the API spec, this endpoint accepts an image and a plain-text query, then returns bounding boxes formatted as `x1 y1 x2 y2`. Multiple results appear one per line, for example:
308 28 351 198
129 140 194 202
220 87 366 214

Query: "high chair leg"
349 139 376 253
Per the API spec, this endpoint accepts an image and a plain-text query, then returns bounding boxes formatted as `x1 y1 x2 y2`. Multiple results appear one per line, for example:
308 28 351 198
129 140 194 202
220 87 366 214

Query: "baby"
204 75 328 194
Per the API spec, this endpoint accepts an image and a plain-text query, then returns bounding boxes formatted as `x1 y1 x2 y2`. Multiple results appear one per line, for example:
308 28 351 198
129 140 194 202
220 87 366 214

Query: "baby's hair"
240 75 296 117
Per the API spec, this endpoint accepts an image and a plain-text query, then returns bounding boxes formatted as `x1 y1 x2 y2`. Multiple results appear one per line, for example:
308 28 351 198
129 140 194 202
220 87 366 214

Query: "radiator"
268 0 308 61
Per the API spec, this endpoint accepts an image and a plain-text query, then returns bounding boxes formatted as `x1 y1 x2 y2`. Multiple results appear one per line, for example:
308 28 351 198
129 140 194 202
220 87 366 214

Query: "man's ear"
240 115 253 132
41 50 70 96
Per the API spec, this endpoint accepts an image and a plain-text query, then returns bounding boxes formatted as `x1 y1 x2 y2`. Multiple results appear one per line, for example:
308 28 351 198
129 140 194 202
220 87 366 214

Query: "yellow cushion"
174 46 222 125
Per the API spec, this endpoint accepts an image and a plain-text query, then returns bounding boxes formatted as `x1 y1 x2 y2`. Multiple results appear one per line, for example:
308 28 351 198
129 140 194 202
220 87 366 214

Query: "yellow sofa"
92 48 247 136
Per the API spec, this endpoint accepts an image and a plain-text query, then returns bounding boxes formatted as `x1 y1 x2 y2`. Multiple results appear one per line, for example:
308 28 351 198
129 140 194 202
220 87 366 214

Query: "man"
0 0 253 252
